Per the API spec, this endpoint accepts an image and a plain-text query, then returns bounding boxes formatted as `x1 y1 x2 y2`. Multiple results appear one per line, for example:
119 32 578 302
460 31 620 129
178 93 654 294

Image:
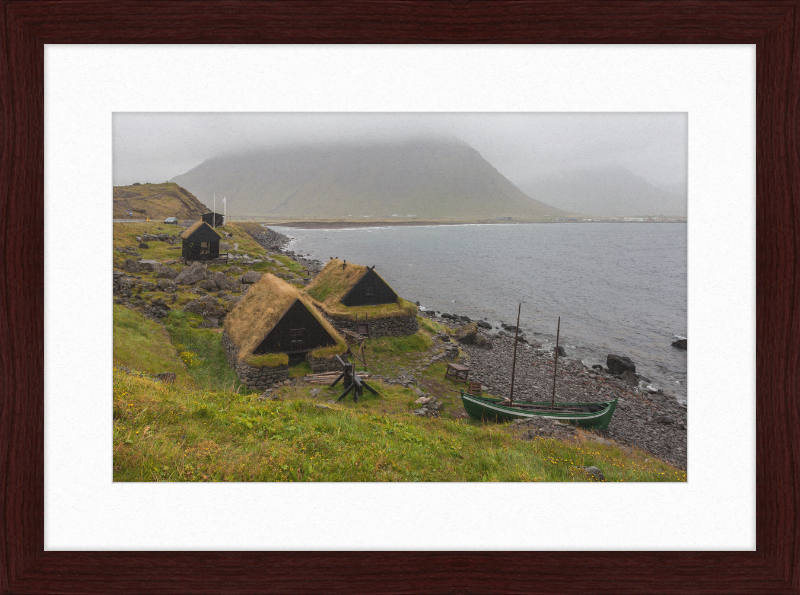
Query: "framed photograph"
3 1 798 593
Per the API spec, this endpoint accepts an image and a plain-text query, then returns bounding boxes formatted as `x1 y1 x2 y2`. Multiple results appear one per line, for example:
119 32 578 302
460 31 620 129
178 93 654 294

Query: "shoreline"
439 318 688 470
262 219 687 229
267 224 687 404
262 225 688 468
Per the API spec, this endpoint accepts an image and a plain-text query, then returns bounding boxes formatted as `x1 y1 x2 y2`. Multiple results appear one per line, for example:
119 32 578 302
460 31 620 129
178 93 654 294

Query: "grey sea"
273 223 688 403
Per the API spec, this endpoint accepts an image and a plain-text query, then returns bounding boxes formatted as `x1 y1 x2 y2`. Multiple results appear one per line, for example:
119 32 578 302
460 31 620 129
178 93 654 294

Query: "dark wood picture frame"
1 1 798 593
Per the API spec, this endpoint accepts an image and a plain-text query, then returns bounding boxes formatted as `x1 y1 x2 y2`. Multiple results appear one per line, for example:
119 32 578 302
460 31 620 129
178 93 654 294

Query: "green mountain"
170 139 568 220
113 182 210 219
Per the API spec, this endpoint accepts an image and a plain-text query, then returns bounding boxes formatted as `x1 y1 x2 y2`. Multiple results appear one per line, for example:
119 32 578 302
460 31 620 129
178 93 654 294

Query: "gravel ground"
456 329 688 470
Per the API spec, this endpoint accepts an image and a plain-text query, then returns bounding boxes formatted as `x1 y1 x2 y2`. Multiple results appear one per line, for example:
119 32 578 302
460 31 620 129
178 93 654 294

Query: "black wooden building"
224 275 343 366
180 221 222 262
253 299 337 357
341 266 398 307
201 212 224 227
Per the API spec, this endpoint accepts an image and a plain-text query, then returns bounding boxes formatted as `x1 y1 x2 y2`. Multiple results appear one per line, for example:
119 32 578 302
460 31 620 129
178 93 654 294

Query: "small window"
290 328 304 349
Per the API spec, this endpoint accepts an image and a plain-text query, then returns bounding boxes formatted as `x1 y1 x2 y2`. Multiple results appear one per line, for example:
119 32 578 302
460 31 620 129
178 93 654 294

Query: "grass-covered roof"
180 221 221 241
224 273 345 363
305 259 417 321
306 259 371 303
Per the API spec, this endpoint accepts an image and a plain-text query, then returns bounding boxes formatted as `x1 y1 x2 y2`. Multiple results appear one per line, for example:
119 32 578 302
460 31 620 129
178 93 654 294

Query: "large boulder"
607 354 636 375
620 370 639 387
156 266 179 279
183 295 226 319
122 259 141 273
157 279 178 293
475 335 493 349
138 259 161 273
209 271 232 291
476 320 492 329
143 298 171 319
240 271 262 284
174 262 206 285
454 322 478 344
198 279 218 292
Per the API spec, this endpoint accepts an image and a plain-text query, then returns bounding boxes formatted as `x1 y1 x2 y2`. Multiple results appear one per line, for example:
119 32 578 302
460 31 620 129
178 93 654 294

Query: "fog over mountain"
171 138 568 220
518 167 687 217
113 113 687 218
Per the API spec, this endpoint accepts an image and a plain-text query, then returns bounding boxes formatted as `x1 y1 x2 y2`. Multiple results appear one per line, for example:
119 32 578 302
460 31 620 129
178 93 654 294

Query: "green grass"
309 340 348 359
113 368 686 482
288 361 313 378
418 316 452 335
113 305 194 387
246 353 289 368
369 331 433 354
113 221 276 271
321 298 419 321
163 310 250 393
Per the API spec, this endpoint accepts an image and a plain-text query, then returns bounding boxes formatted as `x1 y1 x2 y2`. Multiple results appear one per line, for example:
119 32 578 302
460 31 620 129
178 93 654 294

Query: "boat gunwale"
460 391 617 421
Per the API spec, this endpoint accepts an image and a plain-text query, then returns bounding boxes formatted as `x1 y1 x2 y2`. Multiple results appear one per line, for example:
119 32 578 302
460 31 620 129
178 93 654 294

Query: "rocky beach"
421 312 688 470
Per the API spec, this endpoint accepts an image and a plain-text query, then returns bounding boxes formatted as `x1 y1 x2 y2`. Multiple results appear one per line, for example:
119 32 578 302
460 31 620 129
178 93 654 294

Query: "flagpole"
223 196 226 226
213 194 216 229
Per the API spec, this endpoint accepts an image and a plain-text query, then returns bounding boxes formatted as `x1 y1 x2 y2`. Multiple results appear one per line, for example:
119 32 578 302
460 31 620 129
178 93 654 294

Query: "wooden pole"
509 303 522 406
551 316 561 410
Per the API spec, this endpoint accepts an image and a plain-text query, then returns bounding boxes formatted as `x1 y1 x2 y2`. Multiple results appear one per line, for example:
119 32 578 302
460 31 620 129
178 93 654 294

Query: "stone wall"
323 312 419 338
222 331 289 390
306 353 342 373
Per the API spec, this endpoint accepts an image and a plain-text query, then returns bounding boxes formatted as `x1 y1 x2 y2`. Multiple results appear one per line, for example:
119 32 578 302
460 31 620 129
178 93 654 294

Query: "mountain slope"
517 168 686 217
171 139 568 220
113 182 210 219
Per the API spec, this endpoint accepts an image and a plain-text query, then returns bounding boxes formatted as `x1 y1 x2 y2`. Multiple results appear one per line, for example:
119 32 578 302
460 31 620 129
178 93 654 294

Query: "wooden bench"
445 363 470 383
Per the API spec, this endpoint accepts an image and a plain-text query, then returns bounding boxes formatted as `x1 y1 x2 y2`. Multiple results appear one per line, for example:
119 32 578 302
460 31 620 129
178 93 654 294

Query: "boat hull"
460 391 618 430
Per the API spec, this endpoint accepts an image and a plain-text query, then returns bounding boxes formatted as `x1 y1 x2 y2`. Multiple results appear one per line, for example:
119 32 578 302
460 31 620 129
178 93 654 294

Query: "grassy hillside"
113 306 195 388
113 220 685 482
113 182 210 220
171 139 569 220
113 367 685 482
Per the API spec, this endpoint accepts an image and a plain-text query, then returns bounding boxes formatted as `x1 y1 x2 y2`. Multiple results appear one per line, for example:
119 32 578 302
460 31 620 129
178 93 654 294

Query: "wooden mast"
509 303 522 407
551 316 561 410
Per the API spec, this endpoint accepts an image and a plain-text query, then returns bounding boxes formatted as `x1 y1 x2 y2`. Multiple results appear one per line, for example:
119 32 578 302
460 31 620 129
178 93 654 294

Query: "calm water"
274 223 688 402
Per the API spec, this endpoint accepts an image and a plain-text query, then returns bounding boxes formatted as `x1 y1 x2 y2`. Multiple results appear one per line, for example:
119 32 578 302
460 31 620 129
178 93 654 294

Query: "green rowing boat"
459 390 618 430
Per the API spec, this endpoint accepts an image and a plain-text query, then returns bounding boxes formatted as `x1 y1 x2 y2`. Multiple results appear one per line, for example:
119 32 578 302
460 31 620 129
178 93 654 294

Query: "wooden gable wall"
202 212 224 227
341 268 398 307
253 299 336 355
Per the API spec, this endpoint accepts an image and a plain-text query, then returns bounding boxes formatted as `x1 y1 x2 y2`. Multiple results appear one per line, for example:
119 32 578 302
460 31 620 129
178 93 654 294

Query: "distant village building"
201 212 225 227
180 221 222 262
223 274 346 389
496 216 513 221
305 259 418 338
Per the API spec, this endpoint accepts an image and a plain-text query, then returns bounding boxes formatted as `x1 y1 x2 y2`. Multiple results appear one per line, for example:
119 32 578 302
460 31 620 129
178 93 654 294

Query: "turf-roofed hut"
180 221 221 262
201 212 224 227
222 274 347 390
305 259 419 338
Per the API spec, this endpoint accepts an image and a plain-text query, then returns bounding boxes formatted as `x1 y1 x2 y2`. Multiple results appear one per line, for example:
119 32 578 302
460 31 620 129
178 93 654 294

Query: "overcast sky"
112 113 686 190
